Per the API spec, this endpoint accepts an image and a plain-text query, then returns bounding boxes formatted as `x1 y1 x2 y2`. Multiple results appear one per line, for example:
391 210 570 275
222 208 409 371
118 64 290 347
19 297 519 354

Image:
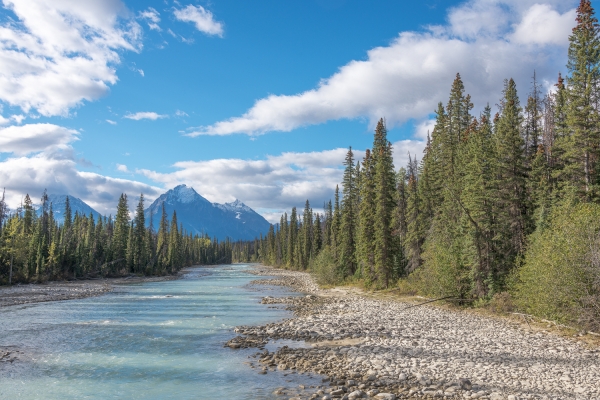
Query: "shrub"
412 223 471 298
512 201 600 331
310 246 342 286
489 292 514 313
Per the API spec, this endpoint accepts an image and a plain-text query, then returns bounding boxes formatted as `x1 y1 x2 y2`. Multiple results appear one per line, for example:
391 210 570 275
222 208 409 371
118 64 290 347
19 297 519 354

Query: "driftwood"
511 312 533 330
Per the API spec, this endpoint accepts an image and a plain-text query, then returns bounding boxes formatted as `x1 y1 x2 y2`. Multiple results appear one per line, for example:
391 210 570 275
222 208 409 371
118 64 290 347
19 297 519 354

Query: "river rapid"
0 264 319 399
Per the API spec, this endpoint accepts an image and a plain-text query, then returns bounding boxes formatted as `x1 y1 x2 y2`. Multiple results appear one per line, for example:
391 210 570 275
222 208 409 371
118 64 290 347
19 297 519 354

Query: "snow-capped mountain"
36 194 102 224
144 185 271 240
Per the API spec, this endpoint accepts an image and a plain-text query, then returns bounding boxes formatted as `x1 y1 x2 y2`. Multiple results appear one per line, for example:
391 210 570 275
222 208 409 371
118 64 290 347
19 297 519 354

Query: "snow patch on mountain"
216 199 253 213
172 184 197 204
145 186 270 240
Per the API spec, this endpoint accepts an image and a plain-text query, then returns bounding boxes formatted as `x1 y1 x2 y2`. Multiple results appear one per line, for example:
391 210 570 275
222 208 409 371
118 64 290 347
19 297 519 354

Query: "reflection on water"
0 265 320 399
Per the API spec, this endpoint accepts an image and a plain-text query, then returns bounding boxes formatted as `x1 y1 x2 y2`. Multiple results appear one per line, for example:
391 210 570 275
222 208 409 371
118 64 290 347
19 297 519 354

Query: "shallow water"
0 264 319 399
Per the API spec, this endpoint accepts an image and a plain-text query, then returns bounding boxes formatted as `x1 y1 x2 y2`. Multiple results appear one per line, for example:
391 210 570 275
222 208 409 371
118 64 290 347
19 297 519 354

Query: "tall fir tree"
372 119 396 287
339 147 357 276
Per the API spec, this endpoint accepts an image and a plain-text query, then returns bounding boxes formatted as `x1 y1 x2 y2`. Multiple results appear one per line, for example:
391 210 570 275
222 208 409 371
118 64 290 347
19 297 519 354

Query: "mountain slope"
37 194 102 224
144 185 270 241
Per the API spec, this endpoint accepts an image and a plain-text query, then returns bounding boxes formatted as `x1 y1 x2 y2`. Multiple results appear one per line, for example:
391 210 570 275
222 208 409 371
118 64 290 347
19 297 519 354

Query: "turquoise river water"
0 264 320 399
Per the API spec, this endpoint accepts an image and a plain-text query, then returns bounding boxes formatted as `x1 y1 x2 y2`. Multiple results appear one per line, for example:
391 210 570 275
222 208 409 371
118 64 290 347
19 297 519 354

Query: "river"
0 264 319 399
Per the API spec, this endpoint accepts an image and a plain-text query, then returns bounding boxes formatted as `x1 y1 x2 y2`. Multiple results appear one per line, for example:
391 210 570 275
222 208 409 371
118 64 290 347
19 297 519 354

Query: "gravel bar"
230 266 599 400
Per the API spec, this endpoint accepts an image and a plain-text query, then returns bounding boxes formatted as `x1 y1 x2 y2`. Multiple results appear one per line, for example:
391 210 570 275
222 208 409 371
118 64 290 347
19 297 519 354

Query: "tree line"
248 1 600 330
0 191 232 284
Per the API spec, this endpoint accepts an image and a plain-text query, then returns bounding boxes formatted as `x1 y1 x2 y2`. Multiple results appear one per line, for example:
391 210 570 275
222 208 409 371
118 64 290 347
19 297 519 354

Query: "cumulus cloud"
123 111 168 120
0 153 162 216
0 123 79 155
511 4 576 45
173 5 224 37
116 163 130 173
136 139 425 223
106 119 117 125
192 0 577 136
0 121 159 215
0 0 142 117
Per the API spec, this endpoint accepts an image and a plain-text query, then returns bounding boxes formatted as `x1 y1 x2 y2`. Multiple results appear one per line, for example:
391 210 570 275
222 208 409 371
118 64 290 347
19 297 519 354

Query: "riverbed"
0 264 320 399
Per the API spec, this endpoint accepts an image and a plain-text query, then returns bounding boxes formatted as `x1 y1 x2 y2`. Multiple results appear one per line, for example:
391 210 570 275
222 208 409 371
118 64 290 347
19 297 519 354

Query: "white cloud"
173 5 224 37
136 137 426 222
0 123 79 155
193 0 577 136
123 111 168 120
175 109 188 117
413 119 436 141
0 0 142 117
10 114 25 124
116 163 130 173
0 153 162 216
139 7 161 31
138 69 145 77
0 120 160 215
106 119 117 125
511 4 576 45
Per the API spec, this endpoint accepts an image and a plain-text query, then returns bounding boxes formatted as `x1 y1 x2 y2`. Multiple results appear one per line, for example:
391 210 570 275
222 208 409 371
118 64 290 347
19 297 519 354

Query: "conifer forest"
2 1 600 331
238 2 600 330
0 192 232 284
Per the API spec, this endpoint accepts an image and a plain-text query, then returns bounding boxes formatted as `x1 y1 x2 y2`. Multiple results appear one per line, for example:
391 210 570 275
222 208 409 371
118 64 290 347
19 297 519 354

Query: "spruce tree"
357 149 375 281
339 147 357 276
113 194 130 272
495 78 529 276
564 0 600 198
372 119 396 287
133 194 146 272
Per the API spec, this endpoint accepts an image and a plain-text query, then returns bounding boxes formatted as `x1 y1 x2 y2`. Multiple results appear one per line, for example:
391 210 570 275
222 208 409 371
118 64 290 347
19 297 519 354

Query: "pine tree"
372 119 396 287
495 78 529 276
332 185 341 259
462 108 498 296
357 149 375 281
113 194 130 272
339 147 357 276
564 0 600 198
133 194 146 272
288 207 297 268
157 203 169 272
404 156 422 274
168 211 179 273
301 200 313 269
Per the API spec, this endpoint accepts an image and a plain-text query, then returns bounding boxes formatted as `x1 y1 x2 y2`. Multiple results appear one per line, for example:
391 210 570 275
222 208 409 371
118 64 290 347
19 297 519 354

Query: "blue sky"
0 0 580 221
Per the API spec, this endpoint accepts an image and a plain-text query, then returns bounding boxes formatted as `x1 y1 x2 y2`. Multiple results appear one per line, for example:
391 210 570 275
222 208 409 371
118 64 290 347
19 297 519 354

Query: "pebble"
234 267 600 400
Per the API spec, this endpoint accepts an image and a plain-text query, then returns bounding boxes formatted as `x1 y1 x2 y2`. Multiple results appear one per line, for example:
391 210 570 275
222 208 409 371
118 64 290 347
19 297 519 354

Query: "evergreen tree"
495 78 529 275
113 194 130 272
339 147 357 276
357 149 375 281
372 119 396 287
563 0 600 198
133 194 146 272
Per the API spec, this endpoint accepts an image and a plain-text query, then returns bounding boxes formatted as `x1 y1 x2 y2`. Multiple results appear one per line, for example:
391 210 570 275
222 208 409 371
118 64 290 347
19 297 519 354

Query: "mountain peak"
145 186 270 240
171 184 198 203
227 199 248 208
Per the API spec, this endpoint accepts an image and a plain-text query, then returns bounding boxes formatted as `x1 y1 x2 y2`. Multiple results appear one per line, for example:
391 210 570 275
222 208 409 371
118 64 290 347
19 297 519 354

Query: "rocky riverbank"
230 266 600 400
0 274 180 308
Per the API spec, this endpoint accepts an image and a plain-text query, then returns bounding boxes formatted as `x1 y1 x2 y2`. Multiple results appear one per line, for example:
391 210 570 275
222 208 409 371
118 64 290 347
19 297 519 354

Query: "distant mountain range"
36 186 270 241
35 194 102 224
144 185 271 241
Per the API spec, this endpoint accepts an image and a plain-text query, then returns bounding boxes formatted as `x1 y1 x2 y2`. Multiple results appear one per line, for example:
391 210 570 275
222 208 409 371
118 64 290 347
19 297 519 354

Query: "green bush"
512 201 600 330
310 246 342 286
411 223 471 298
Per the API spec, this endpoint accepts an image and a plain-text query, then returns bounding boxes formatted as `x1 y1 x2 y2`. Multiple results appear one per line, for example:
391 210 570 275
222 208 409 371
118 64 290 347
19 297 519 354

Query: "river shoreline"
0 273 183 308
234 266 600 400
